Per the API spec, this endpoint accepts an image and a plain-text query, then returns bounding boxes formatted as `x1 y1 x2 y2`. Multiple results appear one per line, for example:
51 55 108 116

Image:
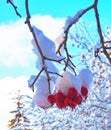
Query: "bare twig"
93 0 111 64
63 44 77 75
105 47 111 49
6 0 21 17
104 40 111 44
48 71 63 77
29 68 44 92
44 56 65 63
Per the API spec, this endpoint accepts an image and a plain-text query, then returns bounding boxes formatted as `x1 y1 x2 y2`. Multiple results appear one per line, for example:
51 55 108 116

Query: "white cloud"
0 20 34 67
31 15 66 40
0 15 66 67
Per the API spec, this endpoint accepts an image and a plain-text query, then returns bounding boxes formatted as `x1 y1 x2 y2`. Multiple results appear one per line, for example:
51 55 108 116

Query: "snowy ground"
0 76 33 130
0 76 111 130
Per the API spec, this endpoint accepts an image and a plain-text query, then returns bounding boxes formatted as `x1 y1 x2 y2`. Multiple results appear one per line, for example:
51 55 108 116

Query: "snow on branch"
56 5 94 54
56 5 94 63
64 5 94 34
56 7 91 54
55 5 94 74
25 0 64 93
56 0 111 65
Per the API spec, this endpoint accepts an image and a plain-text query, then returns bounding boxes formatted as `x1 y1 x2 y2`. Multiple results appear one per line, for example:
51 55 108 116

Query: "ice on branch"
31 75 54 109
32 25 63 60
78 68 93 88
56 71 82 95
64 10 84 31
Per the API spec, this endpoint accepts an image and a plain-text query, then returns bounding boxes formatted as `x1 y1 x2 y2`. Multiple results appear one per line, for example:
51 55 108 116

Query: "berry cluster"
48 86 88 109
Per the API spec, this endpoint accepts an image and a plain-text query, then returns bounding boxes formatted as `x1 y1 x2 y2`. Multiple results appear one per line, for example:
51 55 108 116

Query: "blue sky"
0 0 111 78
0 0 93 22
0 0 111 23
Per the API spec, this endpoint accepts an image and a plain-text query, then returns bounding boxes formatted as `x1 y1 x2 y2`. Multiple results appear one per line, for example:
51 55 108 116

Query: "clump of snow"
31 75 54 109
56 71 81 95
64 10 84 31
94 42 102 52
32 25 63 60
31 25 63 74
29 68 93 109
78 68 93 87
72 76 82 93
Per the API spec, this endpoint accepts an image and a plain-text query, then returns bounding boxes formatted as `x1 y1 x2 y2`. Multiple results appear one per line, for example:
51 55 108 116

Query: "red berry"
64 96 77 108
47 94 55 105
77 94 82 104
64 96 71 106
81 86 88 96
55 91 66 109
68 87 78 97
55 91 65 102
56 101 66 108
70 102 77 108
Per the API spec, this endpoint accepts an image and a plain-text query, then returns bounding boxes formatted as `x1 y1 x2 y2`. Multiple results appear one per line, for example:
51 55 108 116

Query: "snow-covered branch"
25 0 65 93
56 5 94 54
